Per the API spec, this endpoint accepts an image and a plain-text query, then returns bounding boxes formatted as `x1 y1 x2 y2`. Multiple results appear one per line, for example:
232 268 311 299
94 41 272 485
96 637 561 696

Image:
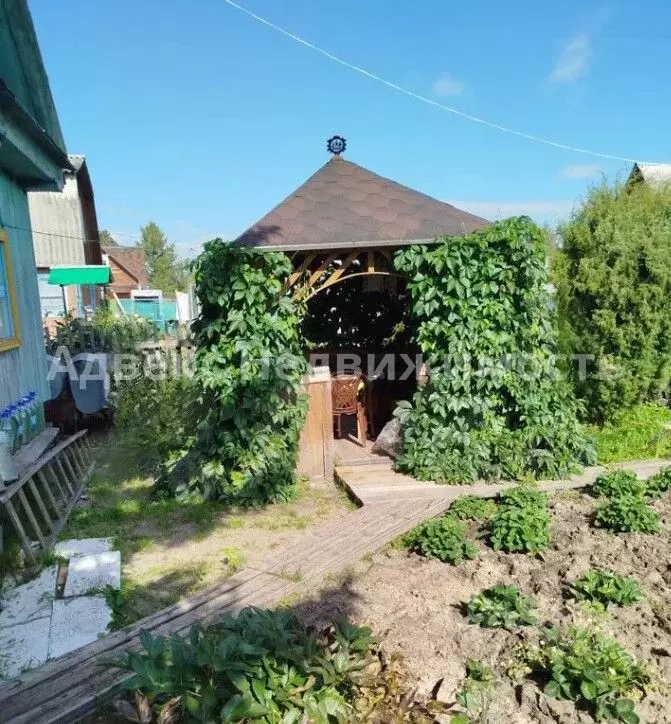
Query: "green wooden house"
0 0 71 408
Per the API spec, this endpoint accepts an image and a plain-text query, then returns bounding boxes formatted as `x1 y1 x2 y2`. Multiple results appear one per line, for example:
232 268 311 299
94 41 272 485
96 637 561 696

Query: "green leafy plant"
111 607 377 723
594 495 660 534
528 626 650 723
466 584 538 628
394 216 594 484
593 470 647 499
589 403 671 462
155 243 308 504
645 465 671 499
46 308 155 355
448 496 497 521
449 660 495 724
114 376 198 475
570 570 643 608
489 486 551 553
403 516 478 564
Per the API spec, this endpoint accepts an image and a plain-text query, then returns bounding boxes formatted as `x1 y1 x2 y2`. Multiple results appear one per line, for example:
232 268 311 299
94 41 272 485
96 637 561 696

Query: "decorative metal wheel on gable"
283 247 404 301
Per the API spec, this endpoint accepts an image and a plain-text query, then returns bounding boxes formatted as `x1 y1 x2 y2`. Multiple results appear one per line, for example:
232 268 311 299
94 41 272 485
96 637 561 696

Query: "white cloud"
561 164 603 179
548 34 591 84
432 75 466 97
450 200 575 222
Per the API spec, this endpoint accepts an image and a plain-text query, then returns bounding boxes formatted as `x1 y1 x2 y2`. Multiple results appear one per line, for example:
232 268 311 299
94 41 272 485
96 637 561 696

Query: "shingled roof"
236 156 490 250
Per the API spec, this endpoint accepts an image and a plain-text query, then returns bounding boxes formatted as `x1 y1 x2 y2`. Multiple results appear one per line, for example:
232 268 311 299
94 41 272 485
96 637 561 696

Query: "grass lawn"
62 433 354 626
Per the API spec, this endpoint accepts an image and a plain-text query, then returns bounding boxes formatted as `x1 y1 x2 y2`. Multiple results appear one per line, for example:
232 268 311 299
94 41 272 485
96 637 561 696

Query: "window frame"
0 230 22 353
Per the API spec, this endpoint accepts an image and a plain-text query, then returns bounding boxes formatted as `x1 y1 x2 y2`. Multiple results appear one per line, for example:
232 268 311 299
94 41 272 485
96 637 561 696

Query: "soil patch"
296 491 671 723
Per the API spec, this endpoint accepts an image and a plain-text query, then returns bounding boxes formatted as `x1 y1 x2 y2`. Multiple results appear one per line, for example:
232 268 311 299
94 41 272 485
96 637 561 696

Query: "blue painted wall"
0 169 49 408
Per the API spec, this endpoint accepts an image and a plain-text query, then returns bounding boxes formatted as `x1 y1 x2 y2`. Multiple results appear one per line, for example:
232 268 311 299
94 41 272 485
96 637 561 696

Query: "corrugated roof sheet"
635 163 671 186
236 156 490 250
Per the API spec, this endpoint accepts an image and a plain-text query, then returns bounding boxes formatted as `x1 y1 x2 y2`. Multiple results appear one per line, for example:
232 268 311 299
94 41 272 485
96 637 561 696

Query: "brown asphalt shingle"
102 245 148 287
236 157 490 250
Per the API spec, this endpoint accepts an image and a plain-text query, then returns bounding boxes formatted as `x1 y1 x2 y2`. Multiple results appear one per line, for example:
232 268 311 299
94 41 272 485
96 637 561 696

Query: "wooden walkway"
1 457 669 723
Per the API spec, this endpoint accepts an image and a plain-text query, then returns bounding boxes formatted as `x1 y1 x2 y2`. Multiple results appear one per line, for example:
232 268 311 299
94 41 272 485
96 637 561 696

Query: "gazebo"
236 140 489 472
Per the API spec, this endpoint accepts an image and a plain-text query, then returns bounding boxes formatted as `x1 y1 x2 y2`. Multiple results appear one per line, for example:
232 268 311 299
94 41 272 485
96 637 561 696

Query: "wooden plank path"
0 457 669 723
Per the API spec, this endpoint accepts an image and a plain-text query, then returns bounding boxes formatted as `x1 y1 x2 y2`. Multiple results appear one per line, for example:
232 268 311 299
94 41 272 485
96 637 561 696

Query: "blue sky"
29 0 671 258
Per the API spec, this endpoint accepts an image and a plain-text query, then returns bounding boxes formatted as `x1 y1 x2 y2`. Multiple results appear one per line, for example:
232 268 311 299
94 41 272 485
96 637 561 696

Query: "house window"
0 231 21 352
37 272 65 318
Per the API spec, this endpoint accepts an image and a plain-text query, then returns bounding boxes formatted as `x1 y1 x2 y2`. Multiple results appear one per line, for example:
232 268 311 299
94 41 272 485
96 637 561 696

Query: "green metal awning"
48 266 111 285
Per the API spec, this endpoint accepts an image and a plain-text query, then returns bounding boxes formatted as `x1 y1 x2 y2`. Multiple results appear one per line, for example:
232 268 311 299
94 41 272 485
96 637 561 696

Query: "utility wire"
2 223 206 255
222 0 663 166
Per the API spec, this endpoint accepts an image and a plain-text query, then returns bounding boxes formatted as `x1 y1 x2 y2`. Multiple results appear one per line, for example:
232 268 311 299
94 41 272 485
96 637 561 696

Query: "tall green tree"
99 229 119 246
554 181 671 422
137 221 188 293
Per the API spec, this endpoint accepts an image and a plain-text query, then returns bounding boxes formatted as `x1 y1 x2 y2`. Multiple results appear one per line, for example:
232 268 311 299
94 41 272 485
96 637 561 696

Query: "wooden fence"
0 431 93 563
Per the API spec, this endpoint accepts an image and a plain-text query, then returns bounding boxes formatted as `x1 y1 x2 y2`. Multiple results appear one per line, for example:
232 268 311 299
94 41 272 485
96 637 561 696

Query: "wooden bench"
0 430 93 564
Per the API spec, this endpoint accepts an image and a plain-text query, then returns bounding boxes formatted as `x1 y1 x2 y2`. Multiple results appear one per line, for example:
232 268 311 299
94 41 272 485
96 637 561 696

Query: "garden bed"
295 489 671 722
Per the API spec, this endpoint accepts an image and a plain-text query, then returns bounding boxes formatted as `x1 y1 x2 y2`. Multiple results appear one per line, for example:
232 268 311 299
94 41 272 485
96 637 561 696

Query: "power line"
222 0 663 166
2 223 206 255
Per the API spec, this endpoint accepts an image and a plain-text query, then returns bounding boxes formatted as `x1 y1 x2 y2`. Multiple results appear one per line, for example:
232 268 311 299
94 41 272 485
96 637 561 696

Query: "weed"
448 660 495 723
570 570 643 608
466 584 538 629
220 547 244 572
403 516 478 565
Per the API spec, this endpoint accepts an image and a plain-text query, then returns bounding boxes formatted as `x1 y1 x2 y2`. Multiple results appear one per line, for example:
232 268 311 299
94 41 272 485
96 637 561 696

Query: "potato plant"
403 516 478 564
466 584 538 629
489 487 551 553
593 470 647 499
530 626 649 724
570 570 643 608
594 495 660 534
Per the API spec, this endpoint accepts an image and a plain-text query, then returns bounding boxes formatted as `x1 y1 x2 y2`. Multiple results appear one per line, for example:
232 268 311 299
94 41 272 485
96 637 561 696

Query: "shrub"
570 570 643 608
466 584 538 628
645 465 671 499
47 308 155 355
589 403 671 462
554 182 671 422
111 607 377 723
449 496 497 521
529 626 650 723
594 495 660 534
593 470 647 499
403 516 478 564
114 376 197 475
395 217 594 484
489 487 551 553
155 243 308 504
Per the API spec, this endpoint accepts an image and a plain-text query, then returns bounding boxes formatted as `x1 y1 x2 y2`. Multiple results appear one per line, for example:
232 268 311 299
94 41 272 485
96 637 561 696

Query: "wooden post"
296 366 334 483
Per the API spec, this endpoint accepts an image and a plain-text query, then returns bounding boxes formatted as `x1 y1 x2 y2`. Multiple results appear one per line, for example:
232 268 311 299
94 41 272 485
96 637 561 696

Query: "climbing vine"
156 241 308 504
394 217 594 483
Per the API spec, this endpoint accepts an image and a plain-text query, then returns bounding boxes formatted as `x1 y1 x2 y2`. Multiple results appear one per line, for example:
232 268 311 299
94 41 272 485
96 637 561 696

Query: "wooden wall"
296 366 334 482
0 169 49 408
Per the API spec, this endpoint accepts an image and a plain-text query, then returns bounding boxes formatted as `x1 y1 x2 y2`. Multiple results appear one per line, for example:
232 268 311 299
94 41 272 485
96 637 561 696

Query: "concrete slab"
0 616 51 680
63 551 121 597
54 537 114 558
0 566 57 629
48 596 111 660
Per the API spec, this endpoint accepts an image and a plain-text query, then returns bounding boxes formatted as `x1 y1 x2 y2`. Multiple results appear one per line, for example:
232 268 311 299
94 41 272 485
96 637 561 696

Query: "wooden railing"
0 431 93 563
